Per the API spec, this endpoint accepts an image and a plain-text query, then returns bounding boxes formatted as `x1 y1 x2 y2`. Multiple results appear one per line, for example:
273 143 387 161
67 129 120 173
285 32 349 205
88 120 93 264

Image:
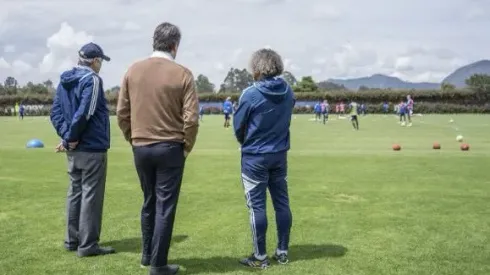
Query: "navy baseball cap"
78 42 110 61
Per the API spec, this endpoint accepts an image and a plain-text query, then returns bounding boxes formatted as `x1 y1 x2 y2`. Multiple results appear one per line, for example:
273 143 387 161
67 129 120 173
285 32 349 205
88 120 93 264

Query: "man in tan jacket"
116 22 199 275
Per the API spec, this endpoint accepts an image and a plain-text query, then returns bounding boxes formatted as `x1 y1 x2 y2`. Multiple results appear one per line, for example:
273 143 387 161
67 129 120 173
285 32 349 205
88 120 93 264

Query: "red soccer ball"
433 142 441 150
460 143 470 151
392 144 401 151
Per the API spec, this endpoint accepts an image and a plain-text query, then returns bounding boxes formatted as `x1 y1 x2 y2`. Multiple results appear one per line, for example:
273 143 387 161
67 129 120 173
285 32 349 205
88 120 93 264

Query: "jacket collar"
151 51 174 61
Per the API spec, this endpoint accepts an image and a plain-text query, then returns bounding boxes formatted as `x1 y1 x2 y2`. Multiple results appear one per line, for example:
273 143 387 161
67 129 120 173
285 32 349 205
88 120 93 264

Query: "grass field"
1 114 489 275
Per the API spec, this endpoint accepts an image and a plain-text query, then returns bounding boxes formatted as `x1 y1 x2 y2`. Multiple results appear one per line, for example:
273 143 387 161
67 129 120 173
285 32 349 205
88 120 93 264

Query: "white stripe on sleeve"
86 75 100 120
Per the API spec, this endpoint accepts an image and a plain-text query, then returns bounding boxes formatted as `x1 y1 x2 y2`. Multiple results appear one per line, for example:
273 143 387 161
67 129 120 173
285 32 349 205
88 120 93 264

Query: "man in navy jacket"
50 42 115 257
233 48 295 269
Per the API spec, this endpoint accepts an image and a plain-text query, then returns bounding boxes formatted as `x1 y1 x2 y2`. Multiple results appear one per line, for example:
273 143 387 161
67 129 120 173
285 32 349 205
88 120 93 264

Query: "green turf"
0 114 489 275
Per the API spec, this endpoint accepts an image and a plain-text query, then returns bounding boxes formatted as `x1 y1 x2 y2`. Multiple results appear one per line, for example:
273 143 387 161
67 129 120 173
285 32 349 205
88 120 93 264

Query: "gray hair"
78 57 97 67
153 22 181 52
249 48 284 80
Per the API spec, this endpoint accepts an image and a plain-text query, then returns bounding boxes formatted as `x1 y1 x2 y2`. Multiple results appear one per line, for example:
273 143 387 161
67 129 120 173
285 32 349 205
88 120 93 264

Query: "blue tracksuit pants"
241 152 292 257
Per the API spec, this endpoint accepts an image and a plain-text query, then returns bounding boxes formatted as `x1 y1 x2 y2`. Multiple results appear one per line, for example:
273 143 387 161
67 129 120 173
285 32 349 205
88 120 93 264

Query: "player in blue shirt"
382 102 389 114
19 104 25 120
223 97 233 128
313 101 321 122
199 105 204 122
398 101 408 126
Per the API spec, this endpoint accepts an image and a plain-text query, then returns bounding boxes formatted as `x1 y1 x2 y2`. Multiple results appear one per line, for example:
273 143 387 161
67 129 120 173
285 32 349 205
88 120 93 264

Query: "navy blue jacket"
50 66 110 152
233 77 295 155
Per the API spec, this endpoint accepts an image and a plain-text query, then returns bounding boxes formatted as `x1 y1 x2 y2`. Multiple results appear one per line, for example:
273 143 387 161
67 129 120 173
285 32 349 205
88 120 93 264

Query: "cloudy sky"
0 0 488 88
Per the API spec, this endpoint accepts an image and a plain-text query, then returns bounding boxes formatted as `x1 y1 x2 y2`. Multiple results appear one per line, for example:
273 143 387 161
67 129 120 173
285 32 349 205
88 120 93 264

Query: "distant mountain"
442 60 490 88
327 74 440 90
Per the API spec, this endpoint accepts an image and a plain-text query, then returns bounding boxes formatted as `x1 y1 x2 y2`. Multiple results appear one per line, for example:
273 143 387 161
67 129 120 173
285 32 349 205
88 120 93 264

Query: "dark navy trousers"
241 151 292 257
132 142 185 268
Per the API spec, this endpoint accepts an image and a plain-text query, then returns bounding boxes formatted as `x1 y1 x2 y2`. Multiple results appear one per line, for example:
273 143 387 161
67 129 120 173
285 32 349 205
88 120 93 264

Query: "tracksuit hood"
254 77 289 104
60 66 94 90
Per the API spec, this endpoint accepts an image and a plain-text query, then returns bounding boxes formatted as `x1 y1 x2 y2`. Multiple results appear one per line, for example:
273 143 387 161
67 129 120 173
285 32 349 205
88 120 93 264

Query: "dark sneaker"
239 254 270 269
273 253 289 265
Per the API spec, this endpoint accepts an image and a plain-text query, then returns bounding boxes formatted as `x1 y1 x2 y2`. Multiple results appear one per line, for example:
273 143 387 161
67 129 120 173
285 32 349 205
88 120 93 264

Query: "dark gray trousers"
132 142 185 268
64 151 107 256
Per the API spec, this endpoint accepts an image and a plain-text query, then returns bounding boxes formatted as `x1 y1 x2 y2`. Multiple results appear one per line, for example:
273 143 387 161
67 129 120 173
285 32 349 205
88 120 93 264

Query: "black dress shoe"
78 246 116 257
149 264 179 275
141 255 150 268
65 246 78 252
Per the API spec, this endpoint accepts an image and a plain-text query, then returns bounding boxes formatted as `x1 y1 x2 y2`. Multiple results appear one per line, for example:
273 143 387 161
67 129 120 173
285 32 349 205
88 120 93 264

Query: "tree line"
2 69 490 96
0 69 489 114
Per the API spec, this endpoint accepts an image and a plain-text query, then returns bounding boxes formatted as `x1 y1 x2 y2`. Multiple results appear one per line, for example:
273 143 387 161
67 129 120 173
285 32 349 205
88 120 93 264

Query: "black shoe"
239 254 270 269
149 265 179 275
65 246 77 252
78 246 116 257
273 253 289 265
141 255 150 268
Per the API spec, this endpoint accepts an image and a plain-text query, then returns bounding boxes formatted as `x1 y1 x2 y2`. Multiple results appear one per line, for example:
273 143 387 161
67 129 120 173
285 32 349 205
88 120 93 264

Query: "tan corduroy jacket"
116 51 199 154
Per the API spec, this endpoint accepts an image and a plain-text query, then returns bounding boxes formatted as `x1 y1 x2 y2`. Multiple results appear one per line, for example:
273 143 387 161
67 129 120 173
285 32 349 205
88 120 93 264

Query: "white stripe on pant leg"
246 192 258 256
242 173 260 256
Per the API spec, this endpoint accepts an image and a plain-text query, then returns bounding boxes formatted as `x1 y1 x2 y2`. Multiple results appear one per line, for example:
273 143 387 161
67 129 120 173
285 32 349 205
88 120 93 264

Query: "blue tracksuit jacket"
233 77 295 155
50 66 110 152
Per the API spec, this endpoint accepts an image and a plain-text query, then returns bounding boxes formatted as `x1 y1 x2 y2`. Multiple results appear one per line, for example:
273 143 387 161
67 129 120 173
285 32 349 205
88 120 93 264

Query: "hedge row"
0 88 488 106
2 102 489 116
196 89 486 104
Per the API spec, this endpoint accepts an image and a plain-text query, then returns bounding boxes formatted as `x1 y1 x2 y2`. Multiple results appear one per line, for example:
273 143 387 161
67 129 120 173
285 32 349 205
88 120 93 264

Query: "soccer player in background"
340 101 345 116
383 101 389 114
223 96 233 128
349 101 359 130
406 95 414 126
360 103 367 116
19 104 25 120
199 105 204 122
399 100 408 126
314 101 321 122
321 100 329 124
233 48 294 269
335 102 340 117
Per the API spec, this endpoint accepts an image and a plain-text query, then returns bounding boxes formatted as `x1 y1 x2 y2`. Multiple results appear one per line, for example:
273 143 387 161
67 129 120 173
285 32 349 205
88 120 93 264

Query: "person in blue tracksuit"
199 105 204 121
50 42 115 258
223 97 233 128
313 101 321 121
19 104 25 120
233 48 295 269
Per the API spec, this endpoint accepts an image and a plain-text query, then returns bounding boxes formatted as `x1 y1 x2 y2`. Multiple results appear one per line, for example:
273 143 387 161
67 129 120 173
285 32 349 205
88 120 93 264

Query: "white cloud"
0 0 488 86
12 60 32 75
394 56 413 71
4 45 15 53
313 58 327 65
39 22 93 74
0 57 10 69
214 62 225 71
311 4 342 20
122 21 141 31
231 48 243 62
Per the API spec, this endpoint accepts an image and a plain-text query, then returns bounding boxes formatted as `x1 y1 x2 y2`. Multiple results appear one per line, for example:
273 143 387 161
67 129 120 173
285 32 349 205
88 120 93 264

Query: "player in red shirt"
340 102 345 116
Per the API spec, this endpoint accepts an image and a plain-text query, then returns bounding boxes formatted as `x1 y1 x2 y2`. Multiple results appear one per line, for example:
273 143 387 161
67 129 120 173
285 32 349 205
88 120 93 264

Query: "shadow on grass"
177 243 348 274
101 235 188 253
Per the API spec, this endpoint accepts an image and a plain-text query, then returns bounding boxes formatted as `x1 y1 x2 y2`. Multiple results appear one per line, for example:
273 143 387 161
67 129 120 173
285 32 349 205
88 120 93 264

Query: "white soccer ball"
456 135 463 142
449 119 454 123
